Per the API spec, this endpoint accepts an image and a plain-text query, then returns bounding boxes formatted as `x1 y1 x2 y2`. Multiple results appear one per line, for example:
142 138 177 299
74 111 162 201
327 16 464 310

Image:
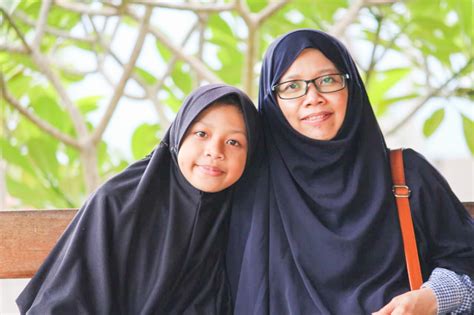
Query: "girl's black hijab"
228 29 473 314
17 84 260 315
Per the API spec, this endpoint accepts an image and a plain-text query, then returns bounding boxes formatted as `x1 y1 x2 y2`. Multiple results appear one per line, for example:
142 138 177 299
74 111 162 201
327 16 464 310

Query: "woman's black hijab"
17 84 260 315
228 29 473 314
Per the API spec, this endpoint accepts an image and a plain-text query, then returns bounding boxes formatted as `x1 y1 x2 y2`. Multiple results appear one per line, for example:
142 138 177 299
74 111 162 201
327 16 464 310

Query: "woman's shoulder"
401 148 445 183
398 148 458 201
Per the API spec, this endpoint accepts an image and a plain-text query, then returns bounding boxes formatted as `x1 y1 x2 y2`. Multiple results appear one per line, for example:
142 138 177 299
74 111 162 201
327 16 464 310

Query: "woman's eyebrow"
282 68 339 81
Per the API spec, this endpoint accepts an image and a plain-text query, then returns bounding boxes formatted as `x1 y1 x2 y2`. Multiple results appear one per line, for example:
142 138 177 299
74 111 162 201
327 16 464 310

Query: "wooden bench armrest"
0 209 77 278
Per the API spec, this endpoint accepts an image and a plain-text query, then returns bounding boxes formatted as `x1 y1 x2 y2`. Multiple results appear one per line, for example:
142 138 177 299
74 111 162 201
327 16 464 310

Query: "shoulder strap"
389 149 423 290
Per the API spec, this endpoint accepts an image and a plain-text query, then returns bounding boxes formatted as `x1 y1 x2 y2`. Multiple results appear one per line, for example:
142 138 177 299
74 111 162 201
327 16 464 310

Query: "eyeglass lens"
275 74 347 99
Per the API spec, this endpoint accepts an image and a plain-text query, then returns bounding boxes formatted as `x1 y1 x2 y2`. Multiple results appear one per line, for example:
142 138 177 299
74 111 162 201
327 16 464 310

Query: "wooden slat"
0 209 77 279
0 203 473 279
465 202 474 217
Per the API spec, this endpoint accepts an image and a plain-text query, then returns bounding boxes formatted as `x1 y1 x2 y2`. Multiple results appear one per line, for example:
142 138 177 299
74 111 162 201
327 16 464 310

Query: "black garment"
17 84 261 315
227 29 474 314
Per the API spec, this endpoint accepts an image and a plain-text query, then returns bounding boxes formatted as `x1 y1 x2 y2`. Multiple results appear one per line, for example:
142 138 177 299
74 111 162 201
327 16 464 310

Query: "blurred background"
1 0 473 211
0 0 473 313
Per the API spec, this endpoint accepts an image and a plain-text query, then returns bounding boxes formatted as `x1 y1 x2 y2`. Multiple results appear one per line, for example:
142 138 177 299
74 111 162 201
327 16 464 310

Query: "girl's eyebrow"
282 68 339 81
193 120 247 136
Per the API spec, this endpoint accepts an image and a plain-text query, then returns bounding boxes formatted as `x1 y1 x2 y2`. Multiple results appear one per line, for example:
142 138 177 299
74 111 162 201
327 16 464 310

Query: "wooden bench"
1 204 474 279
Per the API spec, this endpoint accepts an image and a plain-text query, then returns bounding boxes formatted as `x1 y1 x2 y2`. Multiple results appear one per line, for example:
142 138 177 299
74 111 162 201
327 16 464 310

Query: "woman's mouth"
301 112 332 125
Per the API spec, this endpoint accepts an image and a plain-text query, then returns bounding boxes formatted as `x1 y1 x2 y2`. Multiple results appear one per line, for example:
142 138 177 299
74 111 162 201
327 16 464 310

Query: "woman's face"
276 48 348 141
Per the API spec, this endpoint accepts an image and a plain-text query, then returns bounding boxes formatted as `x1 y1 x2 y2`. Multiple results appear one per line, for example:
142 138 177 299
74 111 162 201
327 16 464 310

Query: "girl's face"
178 103 248 193
276 48 348 141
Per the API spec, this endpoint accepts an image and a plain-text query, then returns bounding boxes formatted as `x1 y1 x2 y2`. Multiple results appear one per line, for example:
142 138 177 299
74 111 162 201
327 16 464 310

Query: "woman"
227 29 473 314
17 84 261 314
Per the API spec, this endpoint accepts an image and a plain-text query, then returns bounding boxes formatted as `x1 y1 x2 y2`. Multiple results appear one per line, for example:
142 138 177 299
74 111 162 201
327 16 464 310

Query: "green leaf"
156 40 172 62
6 175 48 208
423 108 445 138
59 69 86 83
376 93 419 117
6 74 32 99
77 96 101 115
28 86 71 133
453 88 474 101
47 6 81 30
131 123 160 160
208 14 234 40
0 138 37 176
9 54 38 72
367 68 412 116
461 115 474 155
26 138 60 179
0 0 20 14
171 61 193 94
134 66 157 85
246 0 268 13
161 88 183 112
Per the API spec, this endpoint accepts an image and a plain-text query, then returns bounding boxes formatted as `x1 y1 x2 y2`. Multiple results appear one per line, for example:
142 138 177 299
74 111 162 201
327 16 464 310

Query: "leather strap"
390 149 423 290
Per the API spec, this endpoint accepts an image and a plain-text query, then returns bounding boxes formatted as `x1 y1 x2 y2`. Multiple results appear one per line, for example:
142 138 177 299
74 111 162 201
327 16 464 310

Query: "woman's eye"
226 139 240 146
287 82 301 90
320 76 336 85
194 131 207 138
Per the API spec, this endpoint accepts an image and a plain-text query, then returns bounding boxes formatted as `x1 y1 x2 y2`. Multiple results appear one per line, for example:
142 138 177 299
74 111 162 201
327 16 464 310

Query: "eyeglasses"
272 73 349 100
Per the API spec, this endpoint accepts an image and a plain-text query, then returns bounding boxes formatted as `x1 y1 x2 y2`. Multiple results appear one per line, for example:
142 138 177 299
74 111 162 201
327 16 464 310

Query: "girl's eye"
226 139 240 146
195 131 207 138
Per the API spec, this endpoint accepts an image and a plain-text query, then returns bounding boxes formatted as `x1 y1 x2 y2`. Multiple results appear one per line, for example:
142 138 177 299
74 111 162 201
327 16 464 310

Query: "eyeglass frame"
271 73 350 100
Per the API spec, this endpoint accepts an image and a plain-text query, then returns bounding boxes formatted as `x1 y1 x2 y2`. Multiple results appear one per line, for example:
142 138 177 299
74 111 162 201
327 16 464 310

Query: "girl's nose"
205 140 224 160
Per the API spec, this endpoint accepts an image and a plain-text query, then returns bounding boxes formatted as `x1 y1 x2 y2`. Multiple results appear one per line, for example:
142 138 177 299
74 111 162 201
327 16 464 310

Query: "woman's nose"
303 82 325 106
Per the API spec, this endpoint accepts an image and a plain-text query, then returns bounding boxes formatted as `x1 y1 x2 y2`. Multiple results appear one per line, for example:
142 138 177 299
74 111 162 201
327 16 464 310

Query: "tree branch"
196 13 207 85
254 0 289 25
236 0 289 97
128 0 236 12
91 6 153 145
87 16 148 100
385 58 473 136
330 0 366 37
32 0 52 49
364 11 383 86
2 8 89 140
151 20 199 95
0 74 81 149
54 0 119 16
1 9 32 53
150 93 171 132
31 52 90 139
14 10 96 43
0 44 28 54
128 9 222 84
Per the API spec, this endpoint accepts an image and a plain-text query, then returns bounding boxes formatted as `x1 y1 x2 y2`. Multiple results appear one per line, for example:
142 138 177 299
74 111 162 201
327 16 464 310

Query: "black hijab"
228 29 474 314
17 84 260 315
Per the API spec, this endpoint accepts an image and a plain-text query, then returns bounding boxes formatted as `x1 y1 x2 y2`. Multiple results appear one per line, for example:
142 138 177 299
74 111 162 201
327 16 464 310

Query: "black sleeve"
403 149 474 279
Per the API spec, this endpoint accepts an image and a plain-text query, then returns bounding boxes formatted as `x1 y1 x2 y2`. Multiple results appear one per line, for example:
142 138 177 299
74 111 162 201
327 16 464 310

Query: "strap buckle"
392 185 411 198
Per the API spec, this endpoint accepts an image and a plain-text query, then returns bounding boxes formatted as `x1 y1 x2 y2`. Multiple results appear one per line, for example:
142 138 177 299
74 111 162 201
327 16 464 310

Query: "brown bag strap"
390 149 423 290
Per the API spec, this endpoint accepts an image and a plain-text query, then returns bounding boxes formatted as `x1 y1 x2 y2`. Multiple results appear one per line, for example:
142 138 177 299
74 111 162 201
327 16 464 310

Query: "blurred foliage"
0 0 473 209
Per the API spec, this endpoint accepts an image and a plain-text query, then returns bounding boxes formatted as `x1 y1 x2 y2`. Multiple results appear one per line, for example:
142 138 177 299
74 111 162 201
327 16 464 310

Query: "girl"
228 29 473 315
17 84 261 314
